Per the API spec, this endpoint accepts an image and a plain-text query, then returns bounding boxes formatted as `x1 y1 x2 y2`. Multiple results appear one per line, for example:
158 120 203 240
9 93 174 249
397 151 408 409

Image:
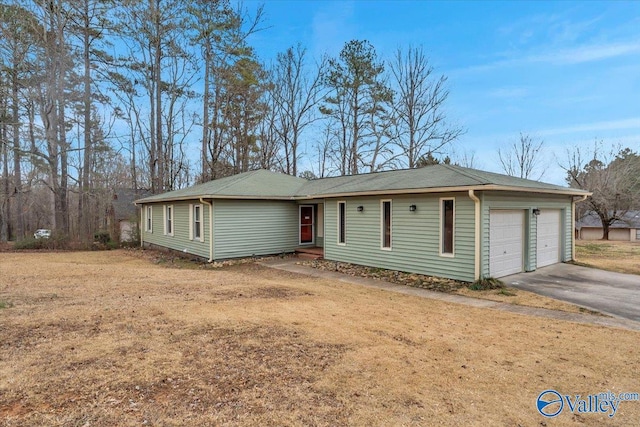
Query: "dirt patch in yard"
1 250 639 426
576 240 640 275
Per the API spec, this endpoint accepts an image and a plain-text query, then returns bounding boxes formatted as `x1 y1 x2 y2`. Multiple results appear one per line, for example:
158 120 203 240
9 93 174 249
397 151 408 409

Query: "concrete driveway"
505 263 640 322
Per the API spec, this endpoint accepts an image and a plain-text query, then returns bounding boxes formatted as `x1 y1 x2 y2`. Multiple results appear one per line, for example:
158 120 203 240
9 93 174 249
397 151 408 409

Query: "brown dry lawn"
576 240 640 275
454 286 602 314
1 250 639 426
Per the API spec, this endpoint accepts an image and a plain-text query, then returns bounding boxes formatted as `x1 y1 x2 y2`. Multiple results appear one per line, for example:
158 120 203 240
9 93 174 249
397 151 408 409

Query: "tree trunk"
79 0 92 241
351 92 359 175
58 98 69 235
154 0 163 193
201 41 211 182
11 64 23 239
1 119 9 242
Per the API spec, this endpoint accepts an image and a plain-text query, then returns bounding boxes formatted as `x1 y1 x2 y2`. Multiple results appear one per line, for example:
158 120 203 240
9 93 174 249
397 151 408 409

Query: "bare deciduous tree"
270 44 325 176
563 142 640 240
117 0 197 193
321 40 393 175
390 46 463 169
498 132 547 180
188 0 265 181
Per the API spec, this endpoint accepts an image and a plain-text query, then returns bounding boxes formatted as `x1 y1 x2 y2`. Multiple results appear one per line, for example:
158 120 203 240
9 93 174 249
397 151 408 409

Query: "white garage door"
537 209 561 268
490 210 524 278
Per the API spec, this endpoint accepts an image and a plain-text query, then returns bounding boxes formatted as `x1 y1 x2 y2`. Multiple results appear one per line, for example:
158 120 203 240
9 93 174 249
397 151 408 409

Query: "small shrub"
14 232 69 250
0 300 13 309
468 277 504 291
14 237 46 250
47 231 69 249
94 231 111 245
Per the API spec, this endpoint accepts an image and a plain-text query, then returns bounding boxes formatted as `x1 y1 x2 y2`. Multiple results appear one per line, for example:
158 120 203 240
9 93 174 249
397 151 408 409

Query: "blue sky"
246 0 640 184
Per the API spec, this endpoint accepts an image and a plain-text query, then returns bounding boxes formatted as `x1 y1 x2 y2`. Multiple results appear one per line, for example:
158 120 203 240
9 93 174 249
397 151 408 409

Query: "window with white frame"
164 205 174 236
337 201 346 245
381 200 392 249
146 206 153 232
440 198 455 256
190 204 204 241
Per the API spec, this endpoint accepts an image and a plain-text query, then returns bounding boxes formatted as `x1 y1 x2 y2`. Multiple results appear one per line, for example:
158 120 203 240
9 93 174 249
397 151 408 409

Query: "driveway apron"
505 263 640 322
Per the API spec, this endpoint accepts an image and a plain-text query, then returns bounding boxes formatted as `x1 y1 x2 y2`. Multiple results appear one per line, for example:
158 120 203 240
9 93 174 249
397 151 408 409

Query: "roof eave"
135 194 298 204
135 184 591 204
295 184 591 199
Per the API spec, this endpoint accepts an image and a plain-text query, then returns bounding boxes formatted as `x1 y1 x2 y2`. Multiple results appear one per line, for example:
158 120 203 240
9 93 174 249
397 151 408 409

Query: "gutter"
468 189 481 280
200 197 214 262
571 194 590 261
135 185 589 205
299 185 590 200
140 204 144 249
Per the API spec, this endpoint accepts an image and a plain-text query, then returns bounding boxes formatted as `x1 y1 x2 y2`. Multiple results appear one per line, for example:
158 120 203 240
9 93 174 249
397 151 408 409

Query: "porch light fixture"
357 205 364 212
409 204 417 212
532 208 540 216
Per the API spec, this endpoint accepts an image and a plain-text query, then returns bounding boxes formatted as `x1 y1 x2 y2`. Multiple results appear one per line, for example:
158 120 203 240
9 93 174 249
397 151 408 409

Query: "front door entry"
300 205 314 244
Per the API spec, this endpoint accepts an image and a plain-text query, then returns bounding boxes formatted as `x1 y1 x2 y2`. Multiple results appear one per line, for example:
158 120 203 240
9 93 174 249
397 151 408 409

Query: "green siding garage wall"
480 192 573 278
141 202 211 259
213 199 299 259
324 193 476 282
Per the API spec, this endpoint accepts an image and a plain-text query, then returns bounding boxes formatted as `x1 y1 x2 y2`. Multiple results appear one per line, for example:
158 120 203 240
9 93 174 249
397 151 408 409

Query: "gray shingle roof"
112 189 152 219
297 164 582 197
136 169 308 203
136 165 589 204
576 211 640 229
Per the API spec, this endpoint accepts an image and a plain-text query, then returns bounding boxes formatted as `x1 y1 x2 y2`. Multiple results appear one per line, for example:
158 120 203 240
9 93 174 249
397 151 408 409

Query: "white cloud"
453 40 640 75
529 41 640 65
538 117 640 137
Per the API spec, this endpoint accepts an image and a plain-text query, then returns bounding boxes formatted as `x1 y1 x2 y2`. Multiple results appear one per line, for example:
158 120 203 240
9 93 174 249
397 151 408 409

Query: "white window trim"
439 197 455 257
381 199 392 250
146 206 153 233
189 204 204 242
164 205 174 237
337 201 346 246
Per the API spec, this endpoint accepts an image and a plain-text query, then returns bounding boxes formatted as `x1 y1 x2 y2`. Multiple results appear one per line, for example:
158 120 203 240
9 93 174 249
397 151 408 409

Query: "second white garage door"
490 210 524 278
536 209 561 268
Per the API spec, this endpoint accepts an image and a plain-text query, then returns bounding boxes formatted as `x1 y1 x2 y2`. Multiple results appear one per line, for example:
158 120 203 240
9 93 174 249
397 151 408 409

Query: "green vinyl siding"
324 193 476 282
141 202 211 259
480 192 573 278
213 199 299 259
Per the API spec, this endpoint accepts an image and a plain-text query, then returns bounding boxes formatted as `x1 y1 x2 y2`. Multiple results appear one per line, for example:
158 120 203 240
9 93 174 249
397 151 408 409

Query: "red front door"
300 206 314 244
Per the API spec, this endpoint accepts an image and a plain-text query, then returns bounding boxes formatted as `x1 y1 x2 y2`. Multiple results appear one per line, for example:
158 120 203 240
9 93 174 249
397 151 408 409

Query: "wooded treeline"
0 0 463 242
1 0 638 244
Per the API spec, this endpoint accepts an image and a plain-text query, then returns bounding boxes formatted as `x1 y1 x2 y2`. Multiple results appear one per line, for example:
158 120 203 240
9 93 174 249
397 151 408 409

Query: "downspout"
572 194 589 261
200 197 214 262
468 190 481 280
140 204 144 248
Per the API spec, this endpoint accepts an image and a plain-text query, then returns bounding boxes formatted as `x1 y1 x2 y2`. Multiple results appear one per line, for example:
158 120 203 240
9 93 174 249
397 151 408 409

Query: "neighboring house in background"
576 211 640 241
135 165 590 281
106 189 151 243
